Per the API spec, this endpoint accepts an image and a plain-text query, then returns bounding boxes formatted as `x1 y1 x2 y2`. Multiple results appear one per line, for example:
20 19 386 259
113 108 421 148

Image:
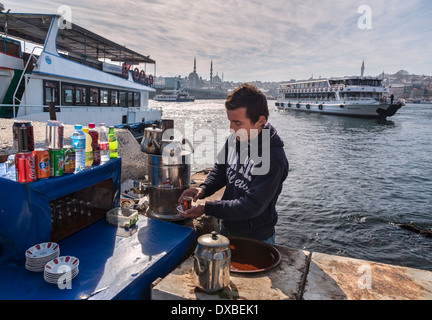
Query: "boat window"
62 84 75 106
133 92 140 107
43 80 60 105
127 92 133 107
111 90 119 106
1 37 22 58
90 87 99 106
100 89 109 106
119 91 127 107
75 86 88 105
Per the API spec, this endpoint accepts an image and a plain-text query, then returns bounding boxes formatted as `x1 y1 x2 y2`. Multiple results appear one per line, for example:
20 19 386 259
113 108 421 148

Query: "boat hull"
275 101 402 119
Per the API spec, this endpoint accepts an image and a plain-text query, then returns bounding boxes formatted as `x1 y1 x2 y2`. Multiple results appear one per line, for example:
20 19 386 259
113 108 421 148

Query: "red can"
15 152 37 183
33 148 50 179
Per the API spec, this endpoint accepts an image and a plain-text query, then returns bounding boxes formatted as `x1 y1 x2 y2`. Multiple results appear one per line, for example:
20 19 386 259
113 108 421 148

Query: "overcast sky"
3 0 432 82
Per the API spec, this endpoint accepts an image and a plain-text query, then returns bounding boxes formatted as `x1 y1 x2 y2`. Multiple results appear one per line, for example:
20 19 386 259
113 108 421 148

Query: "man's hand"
178 187 205 203
179 204 205 219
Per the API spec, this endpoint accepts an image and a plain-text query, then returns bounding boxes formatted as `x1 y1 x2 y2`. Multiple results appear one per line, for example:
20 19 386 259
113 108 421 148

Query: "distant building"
165 77 184 90
186 57 204 88
185 58 224 89
388 85 406 98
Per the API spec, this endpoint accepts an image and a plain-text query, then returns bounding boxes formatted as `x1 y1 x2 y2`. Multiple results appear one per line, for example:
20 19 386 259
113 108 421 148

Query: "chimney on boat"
361 61 365 77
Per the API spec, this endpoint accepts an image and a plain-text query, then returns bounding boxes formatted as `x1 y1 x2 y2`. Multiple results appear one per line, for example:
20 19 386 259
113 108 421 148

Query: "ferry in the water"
276 65 405 119
0 12 162 127
154 90 195 102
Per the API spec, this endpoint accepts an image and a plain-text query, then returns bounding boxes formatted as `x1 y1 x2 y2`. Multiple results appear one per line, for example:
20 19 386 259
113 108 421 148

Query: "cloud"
3 0 432 81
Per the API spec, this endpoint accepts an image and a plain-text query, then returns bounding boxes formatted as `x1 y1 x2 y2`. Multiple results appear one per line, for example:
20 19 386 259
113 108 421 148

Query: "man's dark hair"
225 83 269 124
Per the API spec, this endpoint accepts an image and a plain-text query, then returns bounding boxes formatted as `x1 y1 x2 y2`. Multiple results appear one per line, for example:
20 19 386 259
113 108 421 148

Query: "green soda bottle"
108 126 118 158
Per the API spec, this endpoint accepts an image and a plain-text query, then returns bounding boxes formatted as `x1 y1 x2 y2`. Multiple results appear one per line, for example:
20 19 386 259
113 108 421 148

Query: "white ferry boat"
276 75 405 119
154 90 195 102
0 12 162 127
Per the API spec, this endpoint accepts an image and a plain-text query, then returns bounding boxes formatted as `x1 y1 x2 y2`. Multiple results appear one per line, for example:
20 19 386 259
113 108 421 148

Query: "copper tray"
228 237 281 274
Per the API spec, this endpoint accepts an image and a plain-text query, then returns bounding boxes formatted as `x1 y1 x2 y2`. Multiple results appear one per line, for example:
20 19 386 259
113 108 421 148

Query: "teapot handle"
192 253 204 275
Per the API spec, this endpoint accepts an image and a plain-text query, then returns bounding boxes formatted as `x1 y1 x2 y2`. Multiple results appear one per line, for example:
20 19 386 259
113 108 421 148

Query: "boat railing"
12 45 44 116
343 97 378 101
0 104 162 116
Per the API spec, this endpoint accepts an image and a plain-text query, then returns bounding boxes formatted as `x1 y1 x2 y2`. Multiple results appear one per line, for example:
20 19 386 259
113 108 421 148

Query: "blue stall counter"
0 158 122 265
0 215 195 300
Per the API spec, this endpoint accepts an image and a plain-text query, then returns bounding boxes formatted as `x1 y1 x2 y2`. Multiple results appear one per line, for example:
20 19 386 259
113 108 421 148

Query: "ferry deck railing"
12 46 43 116
0 104 162 118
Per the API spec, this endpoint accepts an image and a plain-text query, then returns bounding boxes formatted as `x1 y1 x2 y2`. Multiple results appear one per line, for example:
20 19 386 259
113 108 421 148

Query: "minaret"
210 60 213 87
361 61 365 77
194 57 197 73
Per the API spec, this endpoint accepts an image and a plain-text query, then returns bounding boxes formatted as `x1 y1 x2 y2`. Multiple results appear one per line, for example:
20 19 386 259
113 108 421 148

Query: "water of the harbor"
153 100 432 272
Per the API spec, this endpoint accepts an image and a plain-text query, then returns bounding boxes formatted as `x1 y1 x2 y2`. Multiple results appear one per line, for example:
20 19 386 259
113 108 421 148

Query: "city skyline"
3 0 432 82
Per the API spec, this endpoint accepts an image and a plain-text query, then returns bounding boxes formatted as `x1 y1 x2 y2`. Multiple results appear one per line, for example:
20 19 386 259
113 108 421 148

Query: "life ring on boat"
318 104 323 110
306 104 310 109
288 102 292 108
133 68 140 82
296 103 300 108
139 70 146 82
148 74 154 85
325 88 328 91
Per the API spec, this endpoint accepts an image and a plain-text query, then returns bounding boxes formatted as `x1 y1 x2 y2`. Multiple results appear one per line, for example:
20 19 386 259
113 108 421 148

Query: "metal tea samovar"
140 120 192 221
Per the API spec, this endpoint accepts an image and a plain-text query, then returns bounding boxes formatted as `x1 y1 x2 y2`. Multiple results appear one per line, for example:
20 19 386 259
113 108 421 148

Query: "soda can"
46 120 64 149
33 148 50 179
49 149 64 177
63 145 75 174
15 152 37 183
13 121 34 152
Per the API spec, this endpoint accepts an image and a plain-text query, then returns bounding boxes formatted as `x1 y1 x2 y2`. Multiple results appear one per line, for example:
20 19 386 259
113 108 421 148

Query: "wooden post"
48 102 57 120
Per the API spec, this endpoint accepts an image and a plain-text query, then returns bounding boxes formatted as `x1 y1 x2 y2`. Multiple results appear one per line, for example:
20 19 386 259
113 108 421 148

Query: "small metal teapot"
141 124 163 154
193 231 231 293
161 139 183 158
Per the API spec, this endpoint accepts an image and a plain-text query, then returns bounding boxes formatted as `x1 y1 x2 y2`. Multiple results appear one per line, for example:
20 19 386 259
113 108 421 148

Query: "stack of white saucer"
44 256 79 284
25 242 60 272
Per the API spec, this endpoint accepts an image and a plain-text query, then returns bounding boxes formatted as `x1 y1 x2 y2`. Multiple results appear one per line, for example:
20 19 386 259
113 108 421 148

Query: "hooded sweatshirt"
201 123 289 241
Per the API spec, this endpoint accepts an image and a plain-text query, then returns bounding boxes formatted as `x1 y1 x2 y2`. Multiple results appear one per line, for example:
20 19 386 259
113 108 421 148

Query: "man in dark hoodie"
178 83 289 244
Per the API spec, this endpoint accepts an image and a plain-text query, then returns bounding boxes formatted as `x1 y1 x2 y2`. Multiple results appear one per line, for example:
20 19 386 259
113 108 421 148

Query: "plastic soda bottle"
82 128 94 169
108 126 118 158
70 124 86 173
99 123 110 163
88 123 100 165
